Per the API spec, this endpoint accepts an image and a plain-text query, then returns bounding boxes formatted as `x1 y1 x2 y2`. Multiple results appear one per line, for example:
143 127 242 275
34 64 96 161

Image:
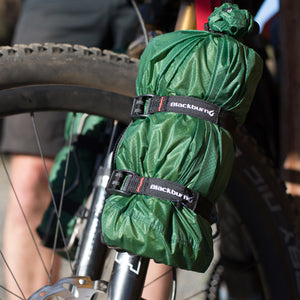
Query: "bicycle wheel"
202 128 300 300
0 43 298 300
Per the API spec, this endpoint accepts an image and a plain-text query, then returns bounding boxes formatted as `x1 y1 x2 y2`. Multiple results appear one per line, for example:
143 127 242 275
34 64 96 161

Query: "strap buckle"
106 169 213 221
131 94 154 119
106 169 136 196
178 187 199 212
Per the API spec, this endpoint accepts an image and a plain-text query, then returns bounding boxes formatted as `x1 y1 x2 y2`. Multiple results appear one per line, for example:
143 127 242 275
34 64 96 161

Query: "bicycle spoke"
143 269 173 289
184 289 208 300
0 112 75 299
0 250 26 300
0 286 24 300
30 112 74 276
0 154 51 284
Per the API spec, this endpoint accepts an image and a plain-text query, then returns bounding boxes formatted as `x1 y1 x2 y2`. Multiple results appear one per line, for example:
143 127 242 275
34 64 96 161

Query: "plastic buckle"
130 94 154 119
106 169 136 196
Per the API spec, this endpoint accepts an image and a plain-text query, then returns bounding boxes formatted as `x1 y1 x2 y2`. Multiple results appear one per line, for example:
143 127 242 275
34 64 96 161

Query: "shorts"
0 0 139 157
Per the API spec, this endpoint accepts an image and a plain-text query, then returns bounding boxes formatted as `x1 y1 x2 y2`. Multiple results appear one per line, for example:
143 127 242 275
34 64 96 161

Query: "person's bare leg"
142 260 173 300
3 155 61 299
284 151 300 197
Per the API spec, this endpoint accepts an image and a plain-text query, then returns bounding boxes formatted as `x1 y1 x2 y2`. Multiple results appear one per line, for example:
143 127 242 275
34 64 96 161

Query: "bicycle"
0 2 299 300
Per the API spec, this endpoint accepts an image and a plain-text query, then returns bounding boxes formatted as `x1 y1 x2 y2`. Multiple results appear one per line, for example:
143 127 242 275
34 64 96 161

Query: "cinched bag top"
207 3 255 39
136 4 263 126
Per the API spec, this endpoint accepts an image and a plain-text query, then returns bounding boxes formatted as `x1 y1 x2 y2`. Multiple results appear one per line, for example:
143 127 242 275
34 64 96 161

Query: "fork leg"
108 251 149 300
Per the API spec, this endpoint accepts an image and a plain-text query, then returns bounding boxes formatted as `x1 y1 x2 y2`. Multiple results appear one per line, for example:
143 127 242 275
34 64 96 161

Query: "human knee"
8 155 53 216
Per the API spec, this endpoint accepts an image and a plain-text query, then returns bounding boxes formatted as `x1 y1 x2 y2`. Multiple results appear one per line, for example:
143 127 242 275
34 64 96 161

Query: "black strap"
106 169 213 221
131 94 236 133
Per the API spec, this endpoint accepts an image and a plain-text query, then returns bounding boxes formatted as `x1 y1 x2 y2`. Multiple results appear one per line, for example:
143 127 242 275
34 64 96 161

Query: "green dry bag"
102 3 263 272
37 112 110 256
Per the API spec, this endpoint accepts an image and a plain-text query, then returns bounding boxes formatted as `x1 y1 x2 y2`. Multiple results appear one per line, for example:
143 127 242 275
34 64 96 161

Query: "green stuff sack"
101 3 263 272
37 112 109 255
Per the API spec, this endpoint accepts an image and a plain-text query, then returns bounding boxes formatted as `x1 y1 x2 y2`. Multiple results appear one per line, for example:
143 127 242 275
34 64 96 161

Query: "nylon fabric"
37 112 108 256
102 115 232 271
208 3 255 39
103 196 213 271
136 30 262 125
102 3 263 272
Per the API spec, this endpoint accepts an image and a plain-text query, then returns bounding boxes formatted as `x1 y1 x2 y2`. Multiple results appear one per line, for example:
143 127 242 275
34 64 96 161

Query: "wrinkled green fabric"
136 31 262 126
102 3 263 272
37 112 108 256
208 3 255 39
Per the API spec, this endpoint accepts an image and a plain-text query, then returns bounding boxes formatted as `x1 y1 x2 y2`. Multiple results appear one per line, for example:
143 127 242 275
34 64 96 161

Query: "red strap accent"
158 96 164 112
195 0 221 31
136 177 144 193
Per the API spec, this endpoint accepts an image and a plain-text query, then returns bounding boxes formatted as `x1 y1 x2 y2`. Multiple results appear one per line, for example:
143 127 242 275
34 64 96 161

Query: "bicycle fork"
73 121 149 299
